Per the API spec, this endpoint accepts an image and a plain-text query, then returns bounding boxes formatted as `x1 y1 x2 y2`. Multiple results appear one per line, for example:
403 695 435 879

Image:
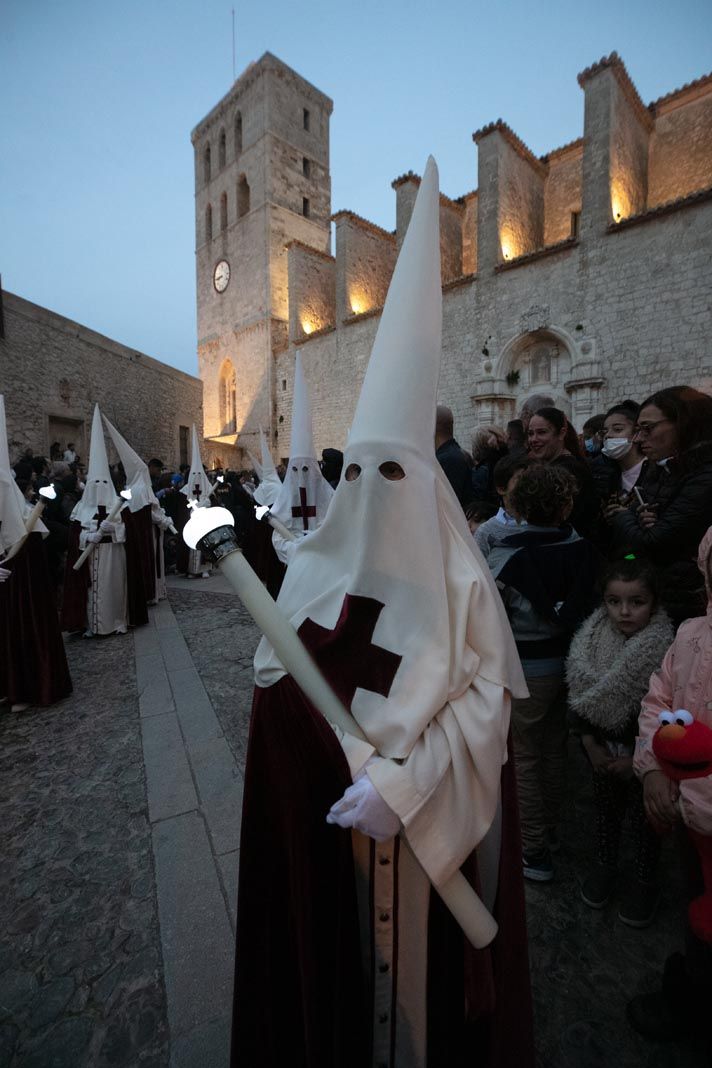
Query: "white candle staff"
2 485 57 563
254 504 297 543
183 506 498 949
73 489 131 571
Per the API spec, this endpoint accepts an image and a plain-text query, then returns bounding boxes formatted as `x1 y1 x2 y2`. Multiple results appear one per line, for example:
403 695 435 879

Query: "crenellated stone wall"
542 141 583 245
648 77 712 206
333 213 397 323
194 51 712 464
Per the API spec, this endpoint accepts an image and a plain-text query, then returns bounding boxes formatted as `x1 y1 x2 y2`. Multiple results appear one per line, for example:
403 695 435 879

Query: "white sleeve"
366 676 510 887
271 528 306 565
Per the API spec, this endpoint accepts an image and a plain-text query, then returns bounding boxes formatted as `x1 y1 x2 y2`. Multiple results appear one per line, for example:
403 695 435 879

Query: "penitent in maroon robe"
0 532 72 706
61 516 147 632
231 676 533 1068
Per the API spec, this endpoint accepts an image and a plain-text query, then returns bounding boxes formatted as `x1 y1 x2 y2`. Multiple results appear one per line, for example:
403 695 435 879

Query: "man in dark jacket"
435 405 471 508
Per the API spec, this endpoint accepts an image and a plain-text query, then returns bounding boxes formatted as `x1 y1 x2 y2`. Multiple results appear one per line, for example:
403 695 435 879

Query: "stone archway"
472 323 607 431
498 328 573 418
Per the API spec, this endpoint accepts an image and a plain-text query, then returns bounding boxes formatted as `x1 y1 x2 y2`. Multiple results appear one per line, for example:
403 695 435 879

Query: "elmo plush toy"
653 710 712 943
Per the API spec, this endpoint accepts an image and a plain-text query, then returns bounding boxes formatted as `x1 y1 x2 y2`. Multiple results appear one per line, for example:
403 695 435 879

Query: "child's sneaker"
618 879 659 928
580 865 616 909
522 849 554 882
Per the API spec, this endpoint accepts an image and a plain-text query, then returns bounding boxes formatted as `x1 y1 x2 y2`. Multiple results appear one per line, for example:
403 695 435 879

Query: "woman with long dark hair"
526 407 599 539
608 385 712 624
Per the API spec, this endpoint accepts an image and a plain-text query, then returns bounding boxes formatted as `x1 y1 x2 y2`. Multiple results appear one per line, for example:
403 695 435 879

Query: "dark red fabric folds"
0 533 72 706
59 521 90 632
122 507 150 626
249 519 286 599
231 677 368 1068
426 735 534 1067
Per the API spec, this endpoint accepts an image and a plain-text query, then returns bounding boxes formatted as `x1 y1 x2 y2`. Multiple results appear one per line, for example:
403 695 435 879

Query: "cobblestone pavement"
172 587 709 1068
0 632 169 1068
169 590 257 773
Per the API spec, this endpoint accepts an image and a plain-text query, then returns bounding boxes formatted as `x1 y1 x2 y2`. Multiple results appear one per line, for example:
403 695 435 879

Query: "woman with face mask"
607 386 712 625
591 401 645 502
603 402 646 491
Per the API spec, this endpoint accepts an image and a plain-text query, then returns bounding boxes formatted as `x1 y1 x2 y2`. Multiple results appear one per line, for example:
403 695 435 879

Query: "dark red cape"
122 507 151 625
231 678 534 1067
248 520 286 599
170 493 192 576
0 533 73 706
60 521 90 632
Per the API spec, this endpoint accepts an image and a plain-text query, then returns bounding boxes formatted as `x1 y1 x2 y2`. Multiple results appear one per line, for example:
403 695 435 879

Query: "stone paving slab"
152 812 234 1043
137 595 245 1067
139 671 175 719
170 1016 231 1068
141 713 199 823
217 852 239 930
170 675 223 746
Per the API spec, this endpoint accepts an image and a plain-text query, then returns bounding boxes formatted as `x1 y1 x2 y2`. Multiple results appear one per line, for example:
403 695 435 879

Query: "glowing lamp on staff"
2 485 58 563
73 489 131 571
254 503 297 543
182 505 498 950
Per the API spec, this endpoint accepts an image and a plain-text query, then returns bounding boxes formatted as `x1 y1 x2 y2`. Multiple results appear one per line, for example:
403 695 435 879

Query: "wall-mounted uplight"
349 290 368 315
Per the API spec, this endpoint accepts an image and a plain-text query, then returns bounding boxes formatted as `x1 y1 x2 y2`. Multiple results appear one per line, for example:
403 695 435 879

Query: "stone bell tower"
191 52 333 465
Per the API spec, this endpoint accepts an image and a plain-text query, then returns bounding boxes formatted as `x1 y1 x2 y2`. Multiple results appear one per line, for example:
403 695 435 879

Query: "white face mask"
602 438 632 460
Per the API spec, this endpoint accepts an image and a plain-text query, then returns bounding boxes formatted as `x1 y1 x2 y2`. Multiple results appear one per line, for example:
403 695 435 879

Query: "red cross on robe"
298 593 402 711
291 486 317 531
193 483 203 502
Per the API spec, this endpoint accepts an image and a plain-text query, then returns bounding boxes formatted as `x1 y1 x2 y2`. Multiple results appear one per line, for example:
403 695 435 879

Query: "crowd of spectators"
437 383 712 1044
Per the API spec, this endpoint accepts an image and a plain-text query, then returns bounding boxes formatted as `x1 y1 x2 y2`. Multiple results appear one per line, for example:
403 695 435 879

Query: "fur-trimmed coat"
566 607 674 743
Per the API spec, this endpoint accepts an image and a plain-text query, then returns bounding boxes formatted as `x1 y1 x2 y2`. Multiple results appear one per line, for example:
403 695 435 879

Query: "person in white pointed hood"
179 424 214 577
232 159 534 1068
0 395 72 709
103 415 173 604
268 352 334 564
61 404 128 636
252 428 282 509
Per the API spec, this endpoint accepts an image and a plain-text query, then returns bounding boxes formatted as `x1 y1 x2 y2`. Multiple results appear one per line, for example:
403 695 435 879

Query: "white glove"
87 531 103 544
0 567 11 582
99 520 116 534
326 775 401 842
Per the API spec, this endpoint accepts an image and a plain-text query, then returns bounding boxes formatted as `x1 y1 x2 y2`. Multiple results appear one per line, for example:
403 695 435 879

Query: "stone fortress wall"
0 291 203 468
269 53 712 458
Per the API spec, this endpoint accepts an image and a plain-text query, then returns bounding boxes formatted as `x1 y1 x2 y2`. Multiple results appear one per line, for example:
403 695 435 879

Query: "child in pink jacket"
634 525 712 835
628 525 712 1044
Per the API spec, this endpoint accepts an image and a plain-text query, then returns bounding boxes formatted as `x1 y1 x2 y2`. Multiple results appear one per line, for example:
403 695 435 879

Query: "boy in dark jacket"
487 464 600 881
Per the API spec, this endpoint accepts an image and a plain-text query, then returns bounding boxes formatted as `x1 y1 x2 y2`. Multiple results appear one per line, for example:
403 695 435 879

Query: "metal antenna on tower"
232 7 236 81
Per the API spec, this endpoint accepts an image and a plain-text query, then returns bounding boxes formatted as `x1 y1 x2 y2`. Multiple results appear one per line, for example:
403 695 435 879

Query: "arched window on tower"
220 192 228 231
219 128 226 169
219 360 237 435
205 203 212 243
204 144 211 184
235 112 243 157
238 175 250 217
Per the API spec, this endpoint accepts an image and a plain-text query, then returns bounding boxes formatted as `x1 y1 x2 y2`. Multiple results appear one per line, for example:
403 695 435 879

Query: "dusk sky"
2 0 710 377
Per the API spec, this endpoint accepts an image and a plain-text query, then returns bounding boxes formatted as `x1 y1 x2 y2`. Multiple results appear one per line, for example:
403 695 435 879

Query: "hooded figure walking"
61 404 129 637
231 158 533 1068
